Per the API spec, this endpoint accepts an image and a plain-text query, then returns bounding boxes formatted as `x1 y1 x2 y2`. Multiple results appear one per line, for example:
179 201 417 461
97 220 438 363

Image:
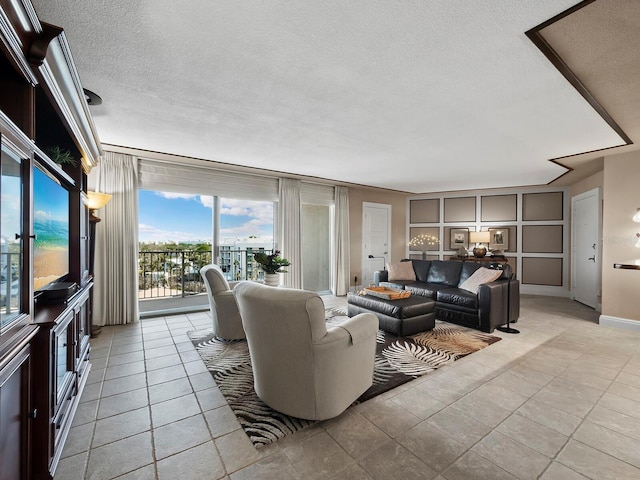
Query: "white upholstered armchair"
200 264 245 340
233 281 378 420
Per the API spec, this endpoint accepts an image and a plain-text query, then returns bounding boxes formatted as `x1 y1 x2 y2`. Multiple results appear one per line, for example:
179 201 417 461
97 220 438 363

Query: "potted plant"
45 146 78 168
253 250 290 286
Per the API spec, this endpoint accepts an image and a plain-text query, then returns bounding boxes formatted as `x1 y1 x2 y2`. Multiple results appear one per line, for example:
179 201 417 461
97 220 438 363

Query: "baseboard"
139 304 209 319
599 314 640 332
520 285 570 297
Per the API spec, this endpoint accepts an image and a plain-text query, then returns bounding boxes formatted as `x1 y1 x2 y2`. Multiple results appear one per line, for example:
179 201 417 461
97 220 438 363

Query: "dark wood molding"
525 1 632 149
28 22 61 67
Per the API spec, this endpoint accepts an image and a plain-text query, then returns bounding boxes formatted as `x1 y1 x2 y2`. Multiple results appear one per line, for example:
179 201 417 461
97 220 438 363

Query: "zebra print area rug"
188 309 500 448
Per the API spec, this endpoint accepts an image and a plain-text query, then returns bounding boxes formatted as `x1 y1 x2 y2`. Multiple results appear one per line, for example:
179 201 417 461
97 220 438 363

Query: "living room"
1 1 640 479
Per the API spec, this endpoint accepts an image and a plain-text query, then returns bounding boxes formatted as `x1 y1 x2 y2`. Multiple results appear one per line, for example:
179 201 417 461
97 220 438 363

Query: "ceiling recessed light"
83 88 102 106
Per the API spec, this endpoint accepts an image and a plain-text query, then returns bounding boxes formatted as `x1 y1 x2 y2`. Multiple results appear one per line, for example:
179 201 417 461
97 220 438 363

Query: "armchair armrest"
316 313 378 347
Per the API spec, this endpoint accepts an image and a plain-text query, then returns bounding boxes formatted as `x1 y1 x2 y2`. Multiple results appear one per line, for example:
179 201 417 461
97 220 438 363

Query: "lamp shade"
469 231 490 244
633 208 640 223
86 191 112 210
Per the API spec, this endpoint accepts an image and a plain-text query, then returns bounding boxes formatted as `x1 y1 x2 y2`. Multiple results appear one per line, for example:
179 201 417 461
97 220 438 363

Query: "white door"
362 203 391 287
572 188 600 309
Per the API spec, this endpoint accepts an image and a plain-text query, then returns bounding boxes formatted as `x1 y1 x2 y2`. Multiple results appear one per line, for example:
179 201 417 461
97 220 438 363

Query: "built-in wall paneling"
407 187 569 296
410 198 440 223
522 192 563 220
522 225 563 253
481 194 517 222
444 197 476 222
521 258 563 286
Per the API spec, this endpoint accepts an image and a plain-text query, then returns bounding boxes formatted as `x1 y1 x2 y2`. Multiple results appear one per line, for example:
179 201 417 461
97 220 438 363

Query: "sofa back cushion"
459 263 483 285
459 267 504 294
411 260 431 282
426 260 463 286
387 261 416 281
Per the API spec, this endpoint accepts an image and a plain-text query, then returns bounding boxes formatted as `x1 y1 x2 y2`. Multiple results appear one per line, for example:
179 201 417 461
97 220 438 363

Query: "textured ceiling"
31 0 631 193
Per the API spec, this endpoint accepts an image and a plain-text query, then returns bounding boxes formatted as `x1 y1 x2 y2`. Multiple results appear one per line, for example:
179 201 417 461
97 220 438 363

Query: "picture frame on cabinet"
449 228 469 250
489 227 509 251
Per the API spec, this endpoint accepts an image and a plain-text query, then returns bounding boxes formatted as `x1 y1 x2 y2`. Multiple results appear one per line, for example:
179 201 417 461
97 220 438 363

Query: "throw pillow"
387 261 416 282
458 267 503 294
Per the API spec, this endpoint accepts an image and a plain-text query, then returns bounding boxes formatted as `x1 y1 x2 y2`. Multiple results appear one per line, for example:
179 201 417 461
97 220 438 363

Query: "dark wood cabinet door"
0 342 32 480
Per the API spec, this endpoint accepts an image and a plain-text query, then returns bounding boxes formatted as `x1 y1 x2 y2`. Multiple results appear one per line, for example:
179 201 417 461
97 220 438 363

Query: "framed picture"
489 228 509 251
449 228 469 250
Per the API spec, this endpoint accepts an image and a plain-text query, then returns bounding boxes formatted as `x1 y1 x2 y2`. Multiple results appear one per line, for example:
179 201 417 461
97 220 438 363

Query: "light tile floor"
54 295 640 480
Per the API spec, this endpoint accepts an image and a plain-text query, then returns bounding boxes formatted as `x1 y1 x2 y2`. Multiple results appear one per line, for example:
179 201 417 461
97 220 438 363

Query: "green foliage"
253 250 290 274
45 146 78 167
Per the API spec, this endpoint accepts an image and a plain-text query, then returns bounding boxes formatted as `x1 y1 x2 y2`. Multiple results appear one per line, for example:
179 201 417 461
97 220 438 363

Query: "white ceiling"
32 0 627 193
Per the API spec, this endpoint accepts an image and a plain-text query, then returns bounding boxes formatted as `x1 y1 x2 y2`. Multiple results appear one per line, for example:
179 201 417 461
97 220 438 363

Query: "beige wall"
348 186 408 288
601 150 640 322
569 170 604 198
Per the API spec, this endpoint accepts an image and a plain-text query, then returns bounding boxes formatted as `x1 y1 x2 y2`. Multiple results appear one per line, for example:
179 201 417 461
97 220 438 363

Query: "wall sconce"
86 191 112 223
633 208 640 223
469 231 490 258
636 233 640 248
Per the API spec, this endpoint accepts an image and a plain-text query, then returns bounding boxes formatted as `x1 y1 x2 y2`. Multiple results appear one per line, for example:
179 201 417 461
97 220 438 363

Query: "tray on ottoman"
363 286 411 300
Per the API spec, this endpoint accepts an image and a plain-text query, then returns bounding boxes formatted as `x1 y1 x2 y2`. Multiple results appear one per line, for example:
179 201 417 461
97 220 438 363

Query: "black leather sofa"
374 259 519 333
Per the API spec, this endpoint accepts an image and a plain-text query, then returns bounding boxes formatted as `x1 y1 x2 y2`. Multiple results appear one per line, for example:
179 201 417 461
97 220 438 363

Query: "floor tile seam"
560 437 640 474
322 414 392 462
152 435 215 464
94 402 152 424
596 392 640 419
576 416 640 452
357 439 434 478
102 369 149 383
439 448 516 480
467 428 553 480
605 380 640 404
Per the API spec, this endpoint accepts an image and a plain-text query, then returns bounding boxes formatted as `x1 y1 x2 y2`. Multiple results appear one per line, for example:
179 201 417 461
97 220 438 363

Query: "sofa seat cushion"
437 288 478 309
403 282 450 299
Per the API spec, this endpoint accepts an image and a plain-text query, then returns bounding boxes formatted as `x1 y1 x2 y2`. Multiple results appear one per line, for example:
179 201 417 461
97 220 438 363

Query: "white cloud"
155 191 197 200
139 223 210 243
220 199 273 225
199 196 214 208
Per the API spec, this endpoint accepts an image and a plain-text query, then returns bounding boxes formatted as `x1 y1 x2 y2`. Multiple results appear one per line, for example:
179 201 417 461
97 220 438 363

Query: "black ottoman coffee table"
347 292 435 336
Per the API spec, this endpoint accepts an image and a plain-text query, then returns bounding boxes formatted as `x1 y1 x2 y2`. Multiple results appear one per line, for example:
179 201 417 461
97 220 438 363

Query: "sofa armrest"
477 280 507 332
373 270 388 285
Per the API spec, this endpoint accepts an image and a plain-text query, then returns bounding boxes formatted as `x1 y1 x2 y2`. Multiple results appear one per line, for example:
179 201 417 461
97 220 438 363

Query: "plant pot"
264 273 280 287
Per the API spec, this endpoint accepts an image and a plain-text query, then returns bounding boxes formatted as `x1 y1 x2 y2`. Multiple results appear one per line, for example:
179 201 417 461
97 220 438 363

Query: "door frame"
571 187 602 310
361 202 391 289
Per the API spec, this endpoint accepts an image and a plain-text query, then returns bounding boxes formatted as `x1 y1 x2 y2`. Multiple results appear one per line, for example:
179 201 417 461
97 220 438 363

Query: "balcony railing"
138 248 271 299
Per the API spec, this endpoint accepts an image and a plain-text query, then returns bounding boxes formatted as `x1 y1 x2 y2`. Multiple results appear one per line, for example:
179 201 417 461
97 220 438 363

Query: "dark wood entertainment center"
0 1 102 478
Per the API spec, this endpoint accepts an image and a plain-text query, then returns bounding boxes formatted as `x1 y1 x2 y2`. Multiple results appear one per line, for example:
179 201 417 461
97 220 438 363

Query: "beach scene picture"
33 168 69 290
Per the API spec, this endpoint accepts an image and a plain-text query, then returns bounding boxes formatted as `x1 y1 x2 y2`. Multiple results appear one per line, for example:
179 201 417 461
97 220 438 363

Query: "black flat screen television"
33 166 70 291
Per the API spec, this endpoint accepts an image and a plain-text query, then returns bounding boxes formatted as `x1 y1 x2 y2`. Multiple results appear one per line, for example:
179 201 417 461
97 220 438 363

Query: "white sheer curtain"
93 151 139 326
332 186 350 296
278 178 302 288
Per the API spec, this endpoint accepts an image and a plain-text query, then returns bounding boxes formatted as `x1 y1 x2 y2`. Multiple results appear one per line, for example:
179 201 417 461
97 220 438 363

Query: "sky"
138 190 274 243
33 168 69 223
